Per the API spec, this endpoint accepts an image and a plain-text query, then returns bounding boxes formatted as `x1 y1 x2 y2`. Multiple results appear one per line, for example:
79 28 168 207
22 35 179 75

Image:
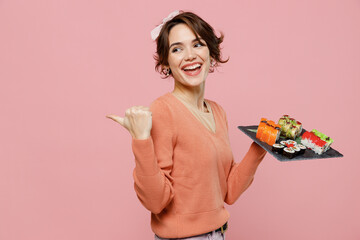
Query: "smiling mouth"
182 63 202 71
181 63 203 76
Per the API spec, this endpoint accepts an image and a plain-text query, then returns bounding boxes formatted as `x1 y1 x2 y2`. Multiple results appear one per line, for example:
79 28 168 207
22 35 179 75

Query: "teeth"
183 64 201 70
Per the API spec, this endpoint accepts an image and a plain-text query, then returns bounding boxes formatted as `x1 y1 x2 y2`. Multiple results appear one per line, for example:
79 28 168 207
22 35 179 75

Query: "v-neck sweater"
132 92 266 238
172 93 216 133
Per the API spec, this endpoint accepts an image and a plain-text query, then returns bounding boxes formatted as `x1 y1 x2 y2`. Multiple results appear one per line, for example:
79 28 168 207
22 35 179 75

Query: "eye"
171 47 181 53
194 42 204 48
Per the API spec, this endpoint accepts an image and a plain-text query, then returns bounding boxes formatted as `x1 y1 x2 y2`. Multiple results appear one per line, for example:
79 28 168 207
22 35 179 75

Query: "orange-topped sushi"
256 118 281 146
267 120 276 128
256 118 267 140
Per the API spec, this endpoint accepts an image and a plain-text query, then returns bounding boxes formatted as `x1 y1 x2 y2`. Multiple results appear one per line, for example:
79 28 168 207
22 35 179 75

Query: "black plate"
238 125 343 162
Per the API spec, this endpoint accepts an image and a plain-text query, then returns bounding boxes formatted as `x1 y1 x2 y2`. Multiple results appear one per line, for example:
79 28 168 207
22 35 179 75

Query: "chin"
178 71 208 87
181 76 206 87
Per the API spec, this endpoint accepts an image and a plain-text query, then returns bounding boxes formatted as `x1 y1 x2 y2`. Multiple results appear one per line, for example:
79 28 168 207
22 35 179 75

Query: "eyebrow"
169 38 204 49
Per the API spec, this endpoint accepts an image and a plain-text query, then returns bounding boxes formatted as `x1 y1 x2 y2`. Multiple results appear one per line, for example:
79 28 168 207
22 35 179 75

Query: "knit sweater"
131 92 266 238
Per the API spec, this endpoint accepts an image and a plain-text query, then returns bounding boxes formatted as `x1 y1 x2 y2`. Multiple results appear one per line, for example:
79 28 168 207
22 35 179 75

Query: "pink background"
1 0 359 239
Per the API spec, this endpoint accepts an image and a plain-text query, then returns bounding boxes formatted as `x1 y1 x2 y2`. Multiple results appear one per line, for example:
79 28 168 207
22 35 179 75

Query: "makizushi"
297 144 307 155
286 140 296 145
279 140 306 158
291 146 301 156
283 147 295 158
272 144 284 154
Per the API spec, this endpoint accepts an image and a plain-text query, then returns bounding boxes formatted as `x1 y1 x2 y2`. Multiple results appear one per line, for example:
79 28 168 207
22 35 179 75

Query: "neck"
172 81 206 111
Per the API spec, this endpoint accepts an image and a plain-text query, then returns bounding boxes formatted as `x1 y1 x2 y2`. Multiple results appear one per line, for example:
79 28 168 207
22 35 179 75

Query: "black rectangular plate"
238 125 343 162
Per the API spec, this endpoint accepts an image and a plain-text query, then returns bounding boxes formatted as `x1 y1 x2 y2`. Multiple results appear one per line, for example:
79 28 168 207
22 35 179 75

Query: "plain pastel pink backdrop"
1 0 359 239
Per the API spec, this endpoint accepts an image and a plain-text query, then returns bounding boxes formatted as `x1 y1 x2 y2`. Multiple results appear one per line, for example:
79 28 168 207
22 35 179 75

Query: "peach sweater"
131 92 266 238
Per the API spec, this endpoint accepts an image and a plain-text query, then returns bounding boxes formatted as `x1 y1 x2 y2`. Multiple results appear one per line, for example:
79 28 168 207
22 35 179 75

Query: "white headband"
150 10 180 40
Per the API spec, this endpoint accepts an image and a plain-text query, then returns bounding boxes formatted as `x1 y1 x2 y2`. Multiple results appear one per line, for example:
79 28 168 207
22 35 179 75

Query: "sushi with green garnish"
311 129 333 151
301 131 329 155
278 115 302 140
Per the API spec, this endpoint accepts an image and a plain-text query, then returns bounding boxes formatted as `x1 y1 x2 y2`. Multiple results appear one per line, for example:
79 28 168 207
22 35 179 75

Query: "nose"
184 47 196 61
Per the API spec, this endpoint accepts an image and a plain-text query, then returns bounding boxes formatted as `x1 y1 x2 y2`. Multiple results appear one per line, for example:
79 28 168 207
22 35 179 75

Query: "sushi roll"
278 117 287 126
267 127 279 146
278 115 302 139
283 147 295 159
256 118 281 146
267 120 277 129
297 144 307 155
289 118 297 126
275 125 281 140
311 129 333 151
256 118 267 140
282 123 292 136
260 123 271 142
286 126 298 139
280 140 288 146
301 131 327 155
286 140 296 145
279 115 290 122
272 143 284 154
291 146 301 156
294 121 303 135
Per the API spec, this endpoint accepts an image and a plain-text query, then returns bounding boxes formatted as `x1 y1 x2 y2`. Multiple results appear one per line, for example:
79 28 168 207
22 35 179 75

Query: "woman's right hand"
106 106 152 140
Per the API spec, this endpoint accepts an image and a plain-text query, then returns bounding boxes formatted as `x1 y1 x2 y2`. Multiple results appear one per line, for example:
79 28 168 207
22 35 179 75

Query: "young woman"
107 11 267 240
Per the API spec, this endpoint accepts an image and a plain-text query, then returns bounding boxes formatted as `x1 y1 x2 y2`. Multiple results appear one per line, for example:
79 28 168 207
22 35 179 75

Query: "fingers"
106 105 152 139
106 114 125 126
128 106 150 111
125 106 151 117
106 105 151 126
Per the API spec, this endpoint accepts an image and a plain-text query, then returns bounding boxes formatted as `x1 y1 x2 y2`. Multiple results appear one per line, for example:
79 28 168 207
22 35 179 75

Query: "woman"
106 11 267 240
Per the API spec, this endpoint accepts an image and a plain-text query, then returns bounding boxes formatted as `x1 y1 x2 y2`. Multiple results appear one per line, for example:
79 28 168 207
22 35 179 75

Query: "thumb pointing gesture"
106 106 152 140
106 114 125 127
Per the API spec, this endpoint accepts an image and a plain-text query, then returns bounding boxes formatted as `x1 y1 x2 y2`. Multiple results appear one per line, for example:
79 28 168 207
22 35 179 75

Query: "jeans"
154 230 225 240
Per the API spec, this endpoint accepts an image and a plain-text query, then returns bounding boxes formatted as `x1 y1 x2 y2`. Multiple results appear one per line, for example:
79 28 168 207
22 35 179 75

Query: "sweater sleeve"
218 105 267 205
224 142 266 205
131 100 176 214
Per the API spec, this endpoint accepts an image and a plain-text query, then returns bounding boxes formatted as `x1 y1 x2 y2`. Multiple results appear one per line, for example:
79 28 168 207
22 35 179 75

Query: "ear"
162 65 171 76
161 65 169 71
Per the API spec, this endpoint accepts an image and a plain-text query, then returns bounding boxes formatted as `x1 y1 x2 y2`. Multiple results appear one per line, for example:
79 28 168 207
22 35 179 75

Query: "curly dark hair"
153 11 229 78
